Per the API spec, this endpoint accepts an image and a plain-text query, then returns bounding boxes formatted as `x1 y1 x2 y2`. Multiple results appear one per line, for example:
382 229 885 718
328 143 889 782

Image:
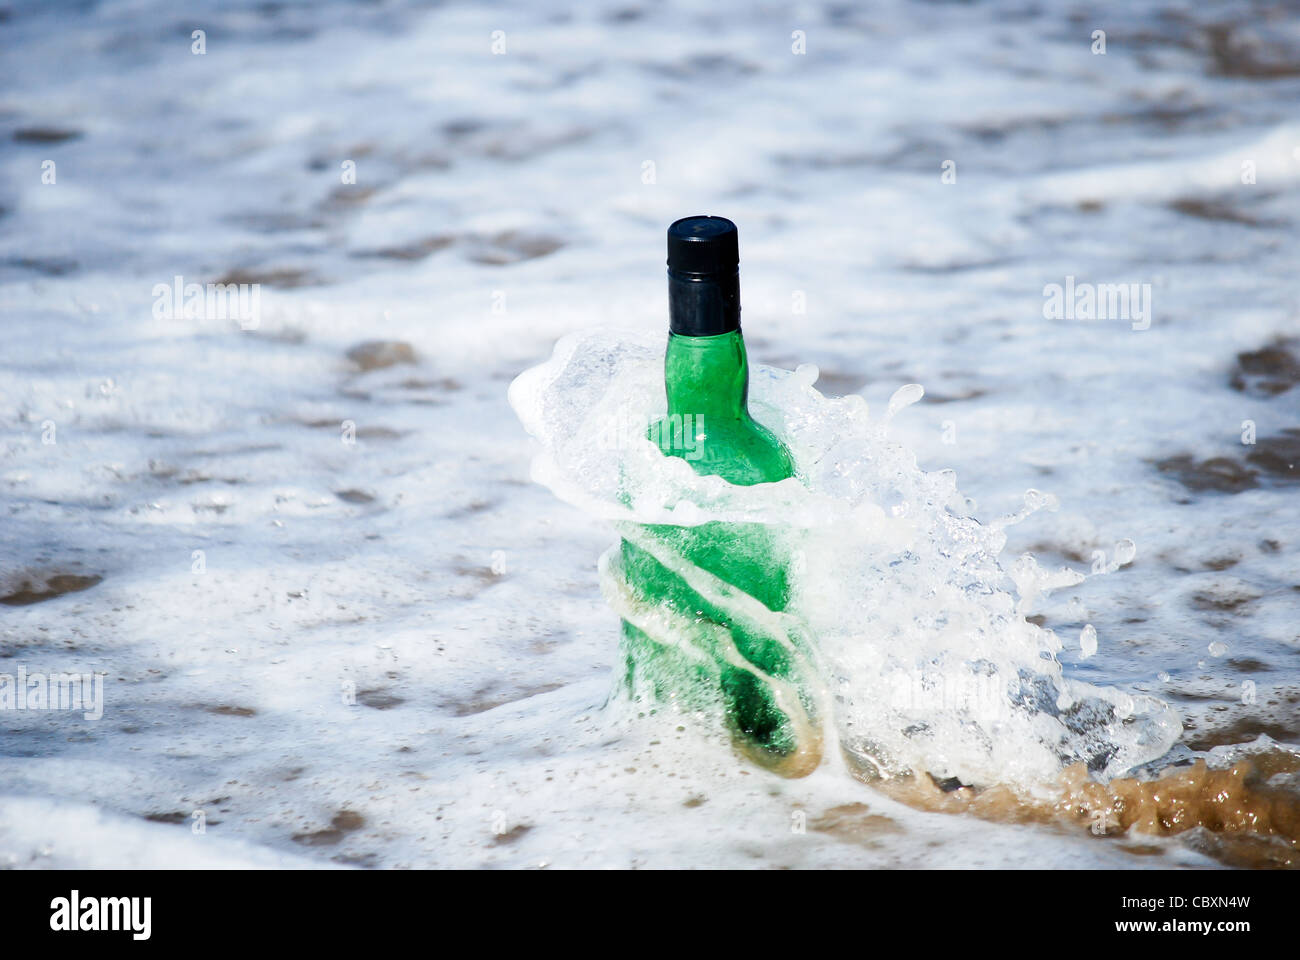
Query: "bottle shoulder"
655 412 794 486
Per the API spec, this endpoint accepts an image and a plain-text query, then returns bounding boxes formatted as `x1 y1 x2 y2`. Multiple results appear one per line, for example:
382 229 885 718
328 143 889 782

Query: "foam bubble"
1080 625 1098 659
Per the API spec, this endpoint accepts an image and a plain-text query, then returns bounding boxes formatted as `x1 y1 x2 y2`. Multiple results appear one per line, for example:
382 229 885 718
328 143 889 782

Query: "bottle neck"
664 329 750 420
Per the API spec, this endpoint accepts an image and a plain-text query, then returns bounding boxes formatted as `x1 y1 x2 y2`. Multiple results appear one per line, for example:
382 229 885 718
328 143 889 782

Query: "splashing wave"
510 330 1182 788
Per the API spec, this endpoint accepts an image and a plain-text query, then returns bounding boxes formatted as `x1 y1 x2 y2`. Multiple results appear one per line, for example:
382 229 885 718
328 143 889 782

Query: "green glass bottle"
617 216 819 774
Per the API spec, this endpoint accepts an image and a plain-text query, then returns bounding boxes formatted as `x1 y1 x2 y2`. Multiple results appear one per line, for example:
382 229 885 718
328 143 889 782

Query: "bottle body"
618 329 815 768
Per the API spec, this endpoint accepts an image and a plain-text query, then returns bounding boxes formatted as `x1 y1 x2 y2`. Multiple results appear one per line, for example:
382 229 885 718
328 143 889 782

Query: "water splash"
509 330 1182 789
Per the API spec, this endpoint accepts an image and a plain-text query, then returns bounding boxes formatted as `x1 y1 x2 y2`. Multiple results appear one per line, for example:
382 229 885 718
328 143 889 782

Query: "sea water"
3 0 1299 869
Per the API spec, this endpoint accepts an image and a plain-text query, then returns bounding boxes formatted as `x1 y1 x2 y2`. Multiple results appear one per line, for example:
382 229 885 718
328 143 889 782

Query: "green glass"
619 329 815 769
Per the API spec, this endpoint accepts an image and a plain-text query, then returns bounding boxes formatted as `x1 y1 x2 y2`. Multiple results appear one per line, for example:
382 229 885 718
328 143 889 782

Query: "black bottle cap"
666 216 741 336
667 215 739 278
